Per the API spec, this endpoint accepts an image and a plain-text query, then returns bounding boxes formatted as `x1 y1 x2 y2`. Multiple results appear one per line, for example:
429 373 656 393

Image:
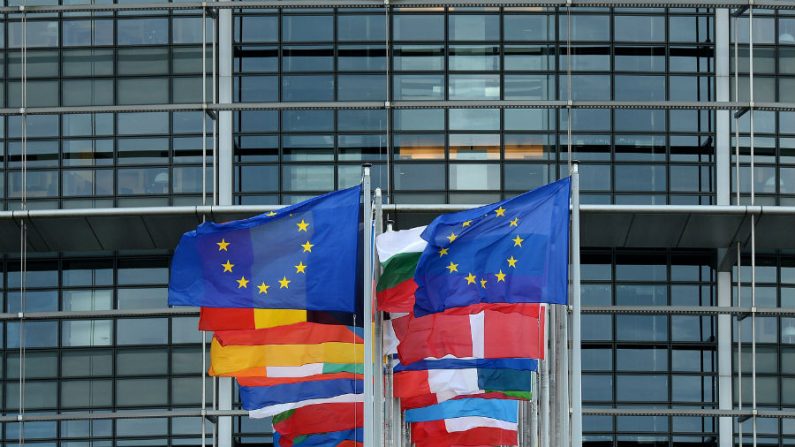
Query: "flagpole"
363 165 375 447
541 305 550 447
570 163 583 447
374 188 385 447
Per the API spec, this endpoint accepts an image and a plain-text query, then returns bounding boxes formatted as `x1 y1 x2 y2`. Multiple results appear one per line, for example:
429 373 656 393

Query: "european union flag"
413 178 570 317
168 185 361 313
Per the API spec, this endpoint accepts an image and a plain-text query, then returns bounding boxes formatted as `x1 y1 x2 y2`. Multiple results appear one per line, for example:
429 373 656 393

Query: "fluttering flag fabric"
169 185 362 312
199 307 356 331
404 398 519 424
413 178 571 316
224 362 363 378
401 390 531 411
391 304 544 364
239 378 362 417
209 338 364 375
213 323 363 346
394 368 532 400
411 417 518 447
273 402 364 446
392 358 537 373
275 429 364 447
375 226 427 312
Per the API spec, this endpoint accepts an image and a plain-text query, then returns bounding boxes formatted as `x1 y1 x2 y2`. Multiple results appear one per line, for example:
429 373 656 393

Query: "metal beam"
7 101 795 116
2 407 794 424
0 0 793 13
0 305 791 322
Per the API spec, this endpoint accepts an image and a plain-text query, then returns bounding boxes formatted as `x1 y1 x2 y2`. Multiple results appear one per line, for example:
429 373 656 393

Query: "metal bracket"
732 5 749 16
734 107 750 119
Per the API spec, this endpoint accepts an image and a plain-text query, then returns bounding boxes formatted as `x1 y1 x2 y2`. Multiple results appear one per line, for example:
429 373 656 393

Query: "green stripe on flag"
272 409 296 424
484 390 532 400
322 363 364 374
377 252 421 292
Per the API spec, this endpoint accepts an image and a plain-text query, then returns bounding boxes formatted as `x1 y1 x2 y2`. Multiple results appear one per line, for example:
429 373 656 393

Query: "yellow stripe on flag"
209 339 364 376
253 309 308 329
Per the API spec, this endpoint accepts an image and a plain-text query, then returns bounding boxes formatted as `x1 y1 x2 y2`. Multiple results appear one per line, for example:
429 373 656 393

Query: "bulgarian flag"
222 362 362 379
209 338 364 375
375 226 427 312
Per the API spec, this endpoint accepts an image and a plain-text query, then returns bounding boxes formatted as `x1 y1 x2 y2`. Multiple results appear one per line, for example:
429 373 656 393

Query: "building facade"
0 1 793 446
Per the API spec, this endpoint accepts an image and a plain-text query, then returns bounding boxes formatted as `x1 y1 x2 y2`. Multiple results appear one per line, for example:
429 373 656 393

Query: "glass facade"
0 2 793 447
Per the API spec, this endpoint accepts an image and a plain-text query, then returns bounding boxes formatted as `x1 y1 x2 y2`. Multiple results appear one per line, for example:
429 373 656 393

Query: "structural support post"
216 4 233 444
715 9 734 447
363 165 376 447
540 306 550 447
374 188 385 447
570 163 583 447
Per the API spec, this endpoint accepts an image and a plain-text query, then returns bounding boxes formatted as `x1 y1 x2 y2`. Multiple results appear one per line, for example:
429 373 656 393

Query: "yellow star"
480 278 487 288
495 270 506 282
302 241 314 253
217 239 230 251
236 276 249 288
495 207 506 217
279 276 291 288
462 220 472 227
447 232 458 243
512 235 524 247
509 217 519 227
297 219 309 232
295 262 307 274
507 256 518 268
222 260 234 273
465 273 477 285
257 282 270 294
266 211 277 217
446 262 459 273
439 247 449 257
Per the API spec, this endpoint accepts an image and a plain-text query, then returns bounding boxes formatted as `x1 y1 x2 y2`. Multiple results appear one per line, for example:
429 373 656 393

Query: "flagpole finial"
571 161 579 175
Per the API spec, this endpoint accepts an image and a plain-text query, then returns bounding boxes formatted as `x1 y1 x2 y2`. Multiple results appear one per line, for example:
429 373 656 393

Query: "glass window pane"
117 19 169 45
448 15 499 41
117 318 168 345
116 379 168 407
393 15 444 41
282 15 333 42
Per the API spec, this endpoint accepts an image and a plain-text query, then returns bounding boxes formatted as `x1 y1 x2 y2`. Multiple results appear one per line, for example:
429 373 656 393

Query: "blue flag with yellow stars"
168 185 361 313
413 178 570 317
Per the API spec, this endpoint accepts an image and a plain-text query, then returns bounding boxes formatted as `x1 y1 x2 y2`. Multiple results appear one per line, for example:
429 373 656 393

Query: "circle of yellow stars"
439 205 526 289
215 213 313 296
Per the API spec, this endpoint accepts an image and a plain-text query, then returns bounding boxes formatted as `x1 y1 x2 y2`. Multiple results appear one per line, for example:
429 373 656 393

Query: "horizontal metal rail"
0 0 791 13
1 305 794 321
2 101 795 116
582 408 795 418
0 409 248 423
1 407 793 423
3 203 795 220
582 306 795 317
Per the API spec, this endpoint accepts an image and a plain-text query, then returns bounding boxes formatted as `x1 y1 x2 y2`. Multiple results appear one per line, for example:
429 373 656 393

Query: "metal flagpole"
374 188 385 447
570 162 583 447
362 165 375 447
541 304 550 447
556 303 570 447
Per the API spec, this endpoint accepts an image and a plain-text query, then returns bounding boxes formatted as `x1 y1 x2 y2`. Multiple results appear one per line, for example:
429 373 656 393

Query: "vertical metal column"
216 2 234 445
714 9 734 447
540 305 550 447
570 163 582 447
747 7 758 446
363 166 376 447
374 188 385 446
